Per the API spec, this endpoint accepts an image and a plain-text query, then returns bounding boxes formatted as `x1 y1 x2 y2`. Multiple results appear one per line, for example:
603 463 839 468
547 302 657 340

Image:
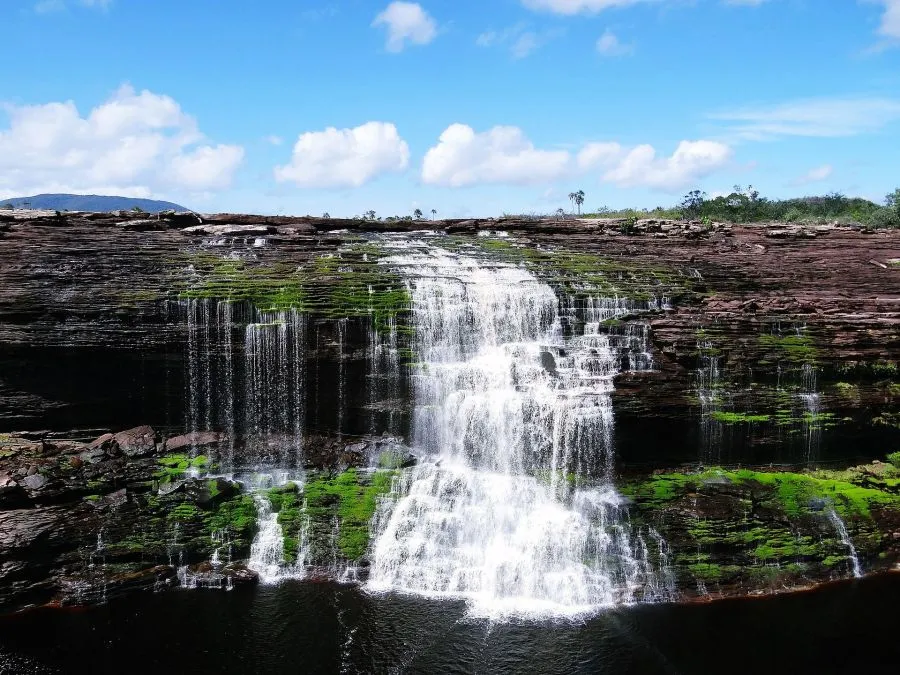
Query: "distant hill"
0 194 189 213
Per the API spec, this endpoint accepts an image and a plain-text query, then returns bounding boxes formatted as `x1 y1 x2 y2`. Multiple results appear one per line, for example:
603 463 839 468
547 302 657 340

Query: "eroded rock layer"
0 209 897 613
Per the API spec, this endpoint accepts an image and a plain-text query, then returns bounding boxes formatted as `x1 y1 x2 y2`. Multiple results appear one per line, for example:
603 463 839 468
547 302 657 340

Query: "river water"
1 574 898 674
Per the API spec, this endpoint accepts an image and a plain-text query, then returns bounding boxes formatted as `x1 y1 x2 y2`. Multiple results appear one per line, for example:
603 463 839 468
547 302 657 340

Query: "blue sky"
1 0 898 217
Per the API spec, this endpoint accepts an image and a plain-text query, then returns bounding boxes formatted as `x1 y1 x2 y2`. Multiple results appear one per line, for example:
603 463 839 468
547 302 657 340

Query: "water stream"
827 508 863 579
367 242 672 619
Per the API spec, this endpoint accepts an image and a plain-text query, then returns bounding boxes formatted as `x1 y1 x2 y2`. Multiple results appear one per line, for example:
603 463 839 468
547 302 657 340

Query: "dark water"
2 574 899 674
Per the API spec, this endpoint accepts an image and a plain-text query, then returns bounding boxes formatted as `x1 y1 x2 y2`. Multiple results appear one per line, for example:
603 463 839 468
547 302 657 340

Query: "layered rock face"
0 209 898 613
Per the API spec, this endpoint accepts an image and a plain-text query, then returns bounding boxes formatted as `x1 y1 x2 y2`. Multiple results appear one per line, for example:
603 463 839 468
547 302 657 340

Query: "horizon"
1 1 898 217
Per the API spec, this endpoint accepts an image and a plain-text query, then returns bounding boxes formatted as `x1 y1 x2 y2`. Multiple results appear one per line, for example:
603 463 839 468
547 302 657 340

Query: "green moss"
206 494 257 543
83 494 101 502
887 452 900 469
168 503 202 522
630 466 900 520
710 411 771 424
758 332 819 365
302 468 397 561
465 237 697 302
835 382 859 396
174 244 412 331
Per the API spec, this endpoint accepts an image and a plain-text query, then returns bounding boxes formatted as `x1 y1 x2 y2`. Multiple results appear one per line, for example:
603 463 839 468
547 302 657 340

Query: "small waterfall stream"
367 243 672 618
827 509 863 579
248 494 287 584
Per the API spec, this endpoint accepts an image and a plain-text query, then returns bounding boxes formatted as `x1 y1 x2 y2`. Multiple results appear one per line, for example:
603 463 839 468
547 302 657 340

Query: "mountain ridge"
0 193 189 213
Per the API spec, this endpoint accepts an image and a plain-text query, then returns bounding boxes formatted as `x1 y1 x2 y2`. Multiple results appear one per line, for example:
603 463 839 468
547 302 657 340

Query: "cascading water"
800 362 821 463
179 299 306 471
827 508 863 579
367 244 672 618
696 336 723 460
249 495 287 583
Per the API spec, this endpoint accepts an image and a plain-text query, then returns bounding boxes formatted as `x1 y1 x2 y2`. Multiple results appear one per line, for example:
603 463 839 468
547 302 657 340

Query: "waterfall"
827 509 863 579
245 472 307 583
179 299 306 470
697 339 723 460
248 494 287 584
367 244 671 619
800 363 821 463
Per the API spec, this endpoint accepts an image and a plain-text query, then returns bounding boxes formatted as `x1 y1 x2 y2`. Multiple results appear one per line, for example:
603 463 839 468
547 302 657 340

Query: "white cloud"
522 0 654 14
274 121 410 188
790 164 834 186
724 0 769 6
874 0 900 39
265 135 283 146
422 124 731 191
372 2 437 52
0 84 244 198
709 96 900 140
596 29 634 56
476 23 562 59
422 124 571 187
35 0 112 11
596 140 733 190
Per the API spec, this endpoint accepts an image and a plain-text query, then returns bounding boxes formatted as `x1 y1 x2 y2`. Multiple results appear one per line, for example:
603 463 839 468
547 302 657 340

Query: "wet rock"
540 350 557 375
181 224 275 237
0 507 66 549
79 446 107 464
185 477 239 507
113 425 158 458
23 473 46 490
88 433 115 451
118 219 167 232
164 431 225 453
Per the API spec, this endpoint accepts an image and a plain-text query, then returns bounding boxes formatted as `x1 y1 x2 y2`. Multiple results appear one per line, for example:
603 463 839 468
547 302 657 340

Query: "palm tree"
431 208 437 221
568 190 585 215
413 208 423 220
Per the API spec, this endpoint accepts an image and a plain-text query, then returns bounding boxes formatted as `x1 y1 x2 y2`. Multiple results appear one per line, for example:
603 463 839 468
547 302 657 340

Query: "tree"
568 190 586 215
886 188 900 211
431 208 437 220
322 212 330 218
365 210 377 221
680 190 707 220
413 208 423 220
555 208 565 220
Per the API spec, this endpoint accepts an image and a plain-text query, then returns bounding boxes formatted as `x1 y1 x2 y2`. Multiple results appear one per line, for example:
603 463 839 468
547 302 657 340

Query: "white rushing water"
367 243 672 619
827 508 863 579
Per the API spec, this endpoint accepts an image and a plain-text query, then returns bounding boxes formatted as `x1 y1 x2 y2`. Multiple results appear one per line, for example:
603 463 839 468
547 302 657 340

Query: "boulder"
113 426 159 458
22 474 46 490
164 431 224 453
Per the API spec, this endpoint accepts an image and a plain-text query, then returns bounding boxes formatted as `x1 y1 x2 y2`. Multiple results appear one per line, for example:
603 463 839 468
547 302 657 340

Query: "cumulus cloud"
790 164 834 186
372 2 437 52
598 140 733 190
874 0 900 39
709 96 900 140
0 84 244 199
596 29 634 56
274 122 410 188
422 124 731 191
422 124 571 187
